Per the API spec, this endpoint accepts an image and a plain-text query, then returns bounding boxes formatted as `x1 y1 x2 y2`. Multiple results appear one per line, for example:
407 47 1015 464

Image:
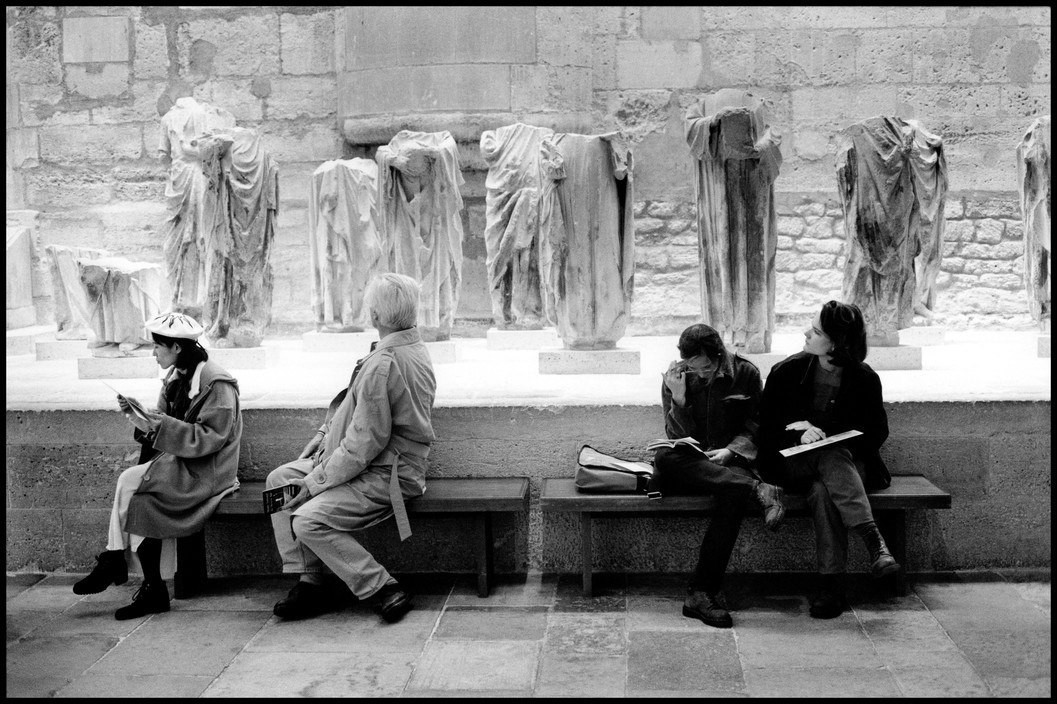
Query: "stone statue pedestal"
898 326 947 347
486 327 560 351
206 346 277 370
78 354 159 380
425 341 459 364
302 330 377 355
742 352 788 379
6 325 53 356
36 337 92 361
864 345 923 371
1039 336 1051 357
538 347 641 375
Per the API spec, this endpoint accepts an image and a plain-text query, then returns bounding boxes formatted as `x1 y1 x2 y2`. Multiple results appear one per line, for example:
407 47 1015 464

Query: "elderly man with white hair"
266 273 437 623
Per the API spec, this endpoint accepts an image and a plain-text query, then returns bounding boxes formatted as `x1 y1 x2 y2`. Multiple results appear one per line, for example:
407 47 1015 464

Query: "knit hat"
145 311 205 340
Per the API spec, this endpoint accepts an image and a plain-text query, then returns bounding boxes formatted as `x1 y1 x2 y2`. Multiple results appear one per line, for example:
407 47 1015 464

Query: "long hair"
677 323 735 377
151 332 209 371
819 300 867 366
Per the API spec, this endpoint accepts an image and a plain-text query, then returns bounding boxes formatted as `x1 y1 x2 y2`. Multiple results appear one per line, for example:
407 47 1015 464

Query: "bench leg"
174 529 207 600
474 513 494 598
581 513 593 598
876 510 908 597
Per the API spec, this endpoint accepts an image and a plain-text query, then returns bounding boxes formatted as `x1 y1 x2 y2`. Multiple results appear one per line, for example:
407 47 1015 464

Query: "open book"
779 429 863 457
645 436 707 455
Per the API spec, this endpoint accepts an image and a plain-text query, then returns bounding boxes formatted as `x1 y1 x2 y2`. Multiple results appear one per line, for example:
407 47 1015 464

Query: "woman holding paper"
72 312 242 620
759 300 897 619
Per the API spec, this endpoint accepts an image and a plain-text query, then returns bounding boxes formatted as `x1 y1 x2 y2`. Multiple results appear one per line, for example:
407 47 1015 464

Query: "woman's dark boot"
73 550 128 595
853 521 901 578
114 581 170 621
809 573 848 619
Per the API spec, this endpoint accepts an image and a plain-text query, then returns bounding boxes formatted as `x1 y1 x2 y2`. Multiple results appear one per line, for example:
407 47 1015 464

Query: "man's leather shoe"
273 581 337 621
682 589 733 628
115 581 170 621
754 482 786 532
374 581 413 624
73 550 128 595
809 574 848 619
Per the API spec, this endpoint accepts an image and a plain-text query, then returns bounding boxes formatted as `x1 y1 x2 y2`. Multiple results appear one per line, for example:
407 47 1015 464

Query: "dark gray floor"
6 570 1050 698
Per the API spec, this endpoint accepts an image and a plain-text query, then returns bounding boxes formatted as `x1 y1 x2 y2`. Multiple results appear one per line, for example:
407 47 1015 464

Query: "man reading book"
650 324 786 629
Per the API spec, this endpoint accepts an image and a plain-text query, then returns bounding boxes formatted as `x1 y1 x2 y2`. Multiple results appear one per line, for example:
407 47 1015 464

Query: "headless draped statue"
538 131 635 350
1016 116 1051 327
46 244 107 340
78 257 167 354
685 89 782 353
376 130 465 342
158 97 279 347
480 123 555 330
308 159 382 332
836 116 947 345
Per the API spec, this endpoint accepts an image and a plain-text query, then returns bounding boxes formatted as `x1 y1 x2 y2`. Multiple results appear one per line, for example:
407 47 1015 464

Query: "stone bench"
174 477 530 600
540 474 952 597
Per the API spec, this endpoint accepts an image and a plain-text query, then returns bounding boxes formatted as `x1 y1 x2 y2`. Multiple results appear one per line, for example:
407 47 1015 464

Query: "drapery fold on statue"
685 89 782 354
837 116 947 344
480 123 555 329
1016 116 1051 324
539 132 634 350
308 159 382 332
376 130 465 341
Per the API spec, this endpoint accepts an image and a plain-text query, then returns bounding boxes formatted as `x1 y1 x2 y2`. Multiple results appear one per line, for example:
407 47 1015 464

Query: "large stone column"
1017 116 1051 330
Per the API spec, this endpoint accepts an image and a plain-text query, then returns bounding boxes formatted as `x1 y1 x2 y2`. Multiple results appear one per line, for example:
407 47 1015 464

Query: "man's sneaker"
73 550 128 595
682 589 733 628
373 581 413 624
754 482 786 532
114 581 170 621
273 581 337 621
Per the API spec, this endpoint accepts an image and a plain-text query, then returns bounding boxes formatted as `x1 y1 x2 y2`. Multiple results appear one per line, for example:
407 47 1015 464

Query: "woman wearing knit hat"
73 311 243 620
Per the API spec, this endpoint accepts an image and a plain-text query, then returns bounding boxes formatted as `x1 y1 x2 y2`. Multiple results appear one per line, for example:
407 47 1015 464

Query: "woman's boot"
73 550 128 594
115 539 170 620
853 521 901 578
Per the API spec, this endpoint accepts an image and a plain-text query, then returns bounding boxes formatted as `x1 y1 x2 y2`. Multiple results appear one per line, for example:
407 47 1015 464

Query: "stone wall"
5 6 1051 334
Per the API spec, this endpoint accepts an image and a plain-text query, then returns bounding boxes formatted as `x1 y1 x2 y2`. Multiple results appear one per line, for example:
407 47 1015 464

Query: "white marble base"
78 355 161 379
302 330 377 355
538 347 641 375
486 327 560 350
898 325 947 347
36 338 91 361
1038 335 1050 358
205 346 277 369
864 345 923 370
742 352 788 378
6 306 36 330
7 325 57 356
425 340 458 364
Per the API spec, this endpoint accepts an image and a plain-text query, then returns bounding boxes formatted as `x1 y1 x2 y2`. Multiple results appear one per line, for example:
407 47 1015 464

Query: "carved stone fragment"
836 116 947 345
1017 116 1051 326
685 89 782 353
78 257 167 354
45 244 107 339
308 158 382 333
538 131 635 350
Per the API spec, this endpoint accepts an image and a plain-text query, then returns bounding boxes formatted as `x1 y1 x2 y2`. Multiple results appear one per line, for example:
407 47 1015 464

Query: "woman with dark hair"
650 323 786 629
72 312 242 620
759 300 896 619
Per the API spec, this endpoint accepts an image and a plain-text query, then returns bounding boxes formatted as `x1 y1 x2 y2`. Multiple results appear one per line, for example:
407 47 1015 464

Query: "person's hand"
704 448 734 465
787 421 826 445
280 477 309 512
298 432 324 460
117 395 136 413
663 360 688 406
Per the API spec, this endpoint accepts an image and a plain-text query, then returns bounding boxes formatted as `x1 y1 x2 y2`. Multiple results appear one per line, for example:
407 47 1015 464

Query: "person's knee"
266 464 298 489
116 465 145 491
807 481 830 503
291 513 326 542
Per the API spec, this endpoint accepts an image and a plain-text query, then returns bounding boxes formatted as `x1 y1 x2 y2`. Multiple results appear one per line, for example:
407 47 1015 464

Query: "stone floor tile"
55 674 214 698
448 572 557 606
735 612 880 670
1010 582 1051 615
857 607 957 648
544 612 626 655
915 582 1051 632
6 575 85 612
888 661 991 697
984 676 1052 697
7 609 59 643
875 646 977 671
553 573 627 612
402 689 532 697
6 573 45 600
171 575 296 612
742 666 899 697
28 601 152 638
86 610 270 677
626 690 748 698
434 605 548 640
625 595 704 631
201 650 415 697
949 629 1052 679
5 634 118 698
535 653 627 697
627 630 743 693
246 599 442 653
406 641 539 691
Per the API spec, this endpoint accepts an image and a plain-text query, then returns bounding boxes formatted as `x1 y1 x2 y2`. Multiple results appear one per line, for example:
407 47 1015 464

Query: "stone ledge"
539 348 641 375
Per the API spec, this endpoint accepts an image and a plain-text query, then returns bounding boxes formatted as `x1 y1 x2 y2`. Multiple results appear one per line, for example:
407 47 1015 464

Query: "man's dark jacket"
759 352 891 490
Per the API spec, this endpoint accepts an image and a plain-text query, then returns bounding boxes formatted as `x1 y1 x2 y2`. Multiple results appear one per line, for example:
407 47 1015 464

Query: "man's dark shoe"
73 550 128 595
682 589 733 628
273 580 338 621
754 481 786 532
373 581 413 624
853 521 901 578
809 574 848 619
115 581 170 620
